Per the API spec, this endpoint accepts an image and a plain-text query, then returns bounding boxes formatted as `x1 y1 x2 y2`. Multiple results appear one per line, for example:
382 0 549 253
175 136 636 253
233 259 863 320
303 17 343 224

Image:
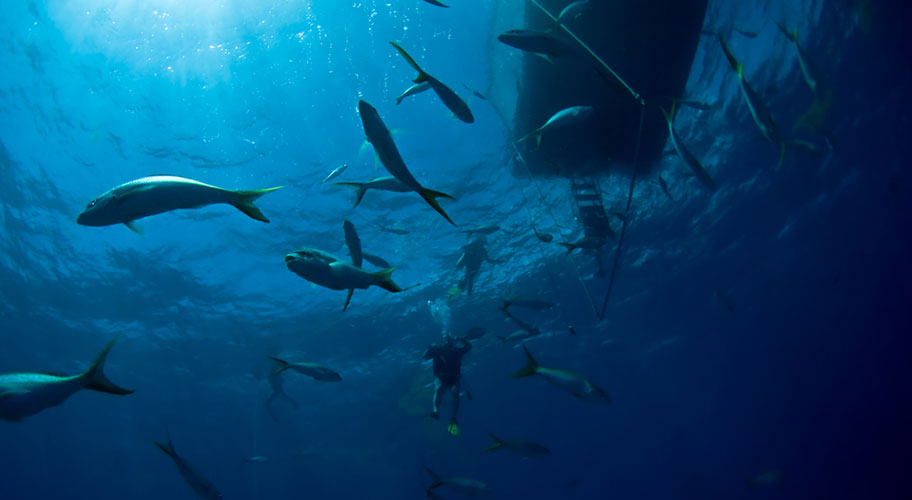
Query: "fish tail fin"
83 334 133 395
419 187 456 226
501 299 511 311
268 356 291 374
422 465 443 488
389 42 428 83
333 182 368 207
511 345 540 378
373 267 404 292
557 242 576 255
154 433 175 458
485 434 504 451
233 186 283 223
343 289 354 312
516 127 541 146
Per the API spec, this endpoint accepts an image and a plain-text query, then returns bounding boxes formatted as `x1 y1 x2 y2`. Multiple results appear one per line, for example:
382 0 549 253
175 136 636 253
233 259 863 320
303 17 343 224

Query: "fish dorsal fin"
124 221 144 234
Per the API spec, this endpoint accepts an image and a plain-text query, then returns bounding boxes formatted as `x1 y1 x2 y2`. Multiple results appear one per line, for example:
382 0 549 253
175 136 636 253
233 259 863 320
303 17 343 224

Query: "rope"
528 0 640 100
599 98 647 320
510 140 601 320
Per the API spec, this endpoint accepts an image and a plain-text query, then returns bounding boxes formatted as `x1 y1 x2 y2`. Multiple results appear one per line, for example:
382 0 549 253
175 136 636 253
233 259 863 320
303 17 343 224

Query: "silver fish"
460 224 500 237
497 29 574 62
511 345 611 404
77 175 282 232
342 220 363 311
322 164 348 185
395 82 432 105
517 106 594 148
269 356 342 382
485 434 550 458
0 335 132 421
155 434 223 500
424 465 491 497
285 247 404 294
661 106 717 191
358 100 456 224
389 42 474 124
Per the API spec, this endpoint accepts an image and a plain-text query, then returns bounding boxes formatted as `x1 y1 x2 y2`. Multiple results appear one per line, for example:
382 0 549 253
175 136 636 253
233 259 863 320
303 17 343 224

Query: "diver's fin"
83 334 133 395
389 42 429 83
123 221 144 234
419 187 456 226
233 186 283 223
334 182 368 208
343 289 354 312
485 434 504 451
511 345 540 378
268 356 292 374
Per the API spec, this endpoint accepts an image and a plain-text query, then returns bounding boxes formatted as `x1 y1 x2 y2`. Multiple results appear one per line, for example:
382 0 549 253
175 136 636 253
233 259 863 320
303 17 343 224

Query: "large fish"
460 224 500 238
511 345 611 404
485 434 550 458
424 465 491 497
718 36 787 164
0 335 133 421
357 100 456 224
395 82 432 105
389 43 474 124
661 106 717 191
777 24 818 95
155 434 224 500
376 222 410 235
499 308 543 344
517 106 594 148
285 247 407 295
342 220 363 312
269 356 342 382
77 175 282 232
557 235 606 255
421 0 449 7
497 29 574 63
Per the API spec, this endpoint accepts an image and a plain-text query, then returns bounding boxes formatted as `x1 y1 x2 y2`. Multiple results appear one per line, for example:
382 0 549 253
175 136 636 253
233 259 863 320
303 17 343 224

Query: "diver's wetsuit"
456 238 499 295
423 336 472 424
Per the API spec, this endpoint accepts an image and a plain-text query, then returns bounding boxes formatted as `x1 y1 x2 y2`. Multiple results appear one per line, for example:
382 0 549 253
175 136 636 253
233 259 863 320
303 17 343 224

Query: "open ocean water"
1 0 909 499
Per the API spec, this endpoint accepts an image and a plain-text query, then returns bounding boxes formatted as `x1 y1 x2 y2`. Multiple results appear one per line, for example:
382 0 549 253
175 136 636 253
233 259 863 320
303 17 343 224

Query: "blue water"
1 0 909 499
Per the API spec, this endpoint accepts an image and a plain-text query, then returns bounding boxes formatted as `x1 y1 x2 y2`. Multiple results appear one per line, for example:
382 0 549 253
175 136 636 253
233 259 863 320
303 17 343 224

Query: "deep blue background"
1 0 909 499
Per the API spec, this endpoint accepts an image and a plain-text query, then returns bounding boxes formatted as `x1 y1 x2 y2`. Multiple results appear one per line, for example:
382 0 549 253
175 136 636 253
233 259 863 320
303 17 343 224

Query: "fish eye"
88 200 97 208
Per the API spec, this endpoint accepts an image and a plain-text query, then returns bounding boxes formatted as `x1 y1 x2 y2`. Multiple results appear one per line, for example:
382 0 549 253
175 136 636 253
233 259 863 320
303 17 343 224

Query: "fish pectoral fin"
534 53 555 65
124 221 144 234
0 388 29 399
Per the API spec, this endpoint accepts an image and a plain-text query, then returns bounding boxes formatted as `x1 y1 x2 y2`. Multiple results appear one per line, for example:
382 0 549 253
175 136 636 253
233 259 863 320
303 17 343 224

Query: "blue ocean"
1 0 909 499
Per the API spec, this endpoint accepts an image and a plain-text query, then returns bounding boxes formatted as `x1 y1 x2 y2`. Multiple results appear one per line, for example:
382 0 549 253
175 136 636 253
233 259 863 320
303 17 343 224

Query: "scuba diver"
455 236 504 295
423 334 473 436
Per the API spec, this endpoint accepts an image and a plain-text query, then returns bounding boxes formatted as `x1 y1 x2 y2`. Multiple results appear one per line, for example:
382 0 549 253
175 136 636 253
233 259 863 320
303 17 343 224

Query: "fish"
557 0 590 24
269 356 342 382
335 176 412 208
265 364 297 417
363 252 392 268
155 434 224 500
557 235 605 255
502 297 555 311
395 82 432 105
485 434 550 458
342 220 363 312
499 308 543 343
460 224 500 237
77 175 282 232
462 84 488 101
0 335 133 422
746 469 783 489
497 29 574 63
661 106 717 191
322 163 348 185
376 222 410 235
511 345 611 404
421 0 449 7
532 225 553 242
777 24 819 95
517 106 594 148
389 43 474 124
241 456 269 464
657 176 674 201
461 327 487 341
424 465 491 497
718 36 787 164
358 100 456 224
285 247 409 294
